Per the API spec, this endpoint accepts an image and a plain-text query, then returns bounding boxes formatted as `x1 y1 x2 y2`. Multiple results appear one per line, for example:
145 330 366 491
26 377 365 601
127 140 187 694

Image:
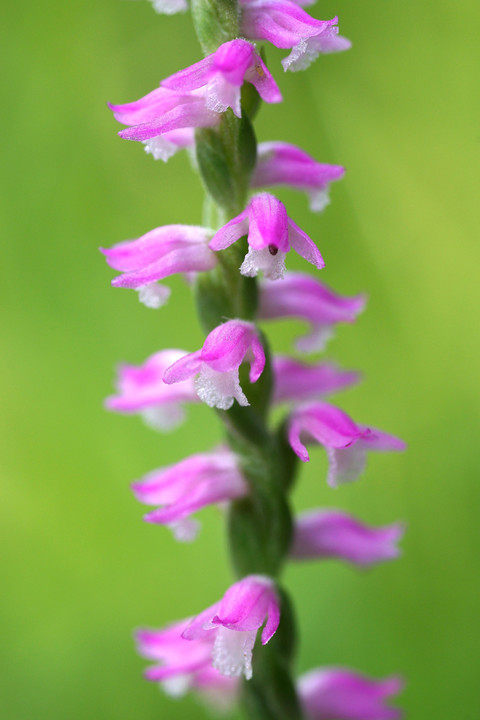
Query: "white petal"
308 188 330 213
326 442 367 487
195 366 249 410
141 403 186 432
161 674 191 697
136 283 171 309
240 247 286 281
295 324 334 354
143 136 179 162
206 76 241 117
212 627 257 679
150 0 188 15
169 517 200 543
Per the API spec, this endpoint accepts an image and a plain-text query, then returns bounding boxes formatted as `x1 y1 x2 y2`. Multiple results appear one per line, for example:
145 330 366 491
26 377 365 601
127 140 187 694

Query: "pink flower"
290 509 405 566
105 350 198 431
258 272 366 352
101 224 216 308
161 39 282 117
240 0 351 72
136 622 240 710
131 447 248 541
298 668 404 720
110 86 220 145
182 575 280 679
163 320 265 410
252 141 345 212
209 194 324 280
273 357 360 405
287 402 406 486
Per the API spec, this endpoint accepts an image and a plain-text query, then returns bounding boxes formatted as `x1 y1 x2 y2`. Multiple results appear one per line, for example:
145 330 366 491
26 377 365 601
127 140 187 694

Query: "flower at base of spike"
105 350 198 431
273 356 360 405
287 402 406 486
290 509 405 566
239 0 351 72
182 575 280 679
136 622 240 712
298 668 404 720
163 320 265 410
131 447 248 541
252 142 345 212
161 39 282 118
101 225 216 307
258 272 366 352
209 194 324 280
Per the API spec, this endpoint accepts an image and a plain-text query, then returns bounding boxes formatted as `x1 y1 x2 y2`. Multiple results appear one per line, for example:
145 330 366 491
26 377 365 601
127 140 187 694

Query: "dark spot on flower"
268 245 278 256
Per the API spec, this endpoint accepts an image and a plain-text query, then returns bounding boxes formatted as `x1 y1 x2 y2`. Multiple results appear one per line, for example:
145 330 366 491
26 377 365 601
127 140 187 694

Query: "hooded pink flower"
290 509 405 567
163 320 265 410
105 349 198 431
258 272 366 352
110 86 220 146
131 447 248 541
209 194 324 280
288 402 406 486
161 39 282 117
182 575 280 679
298 668 404 720
272 357 360 405
136 622 240 711
101 224 216 308
240 0 351 72
252 141 345 212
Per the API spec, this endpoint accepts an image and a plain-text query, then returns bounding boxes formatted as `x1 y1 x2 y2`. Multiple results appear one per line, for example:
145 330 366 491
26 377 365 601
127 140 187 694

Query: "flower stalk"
103 0 406 717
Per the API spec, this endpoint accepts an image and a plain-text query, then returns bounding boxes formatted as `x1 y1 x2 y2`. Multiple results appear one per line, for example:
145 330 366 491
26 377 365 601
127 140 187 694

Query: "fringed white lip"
195 367 249 410
212 627 257 679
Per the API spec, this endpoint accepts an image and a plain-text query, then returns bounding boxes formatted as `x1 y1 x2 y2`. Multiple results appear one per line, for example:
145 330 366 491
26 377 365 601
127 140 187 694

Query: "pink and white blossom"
110 86 220 146
287 402 406 486
161 39 282 117
252 142 345 212
105 350 198 431
163 320 265 410
298 668 404 720
209 194 324 280
101 224 216 308
258 272 366 352
131 447 248 541
182 575 280 679
290 509 405 566
143 127 195 161
240 0 351 72
273 357 360 405
136 622 239 710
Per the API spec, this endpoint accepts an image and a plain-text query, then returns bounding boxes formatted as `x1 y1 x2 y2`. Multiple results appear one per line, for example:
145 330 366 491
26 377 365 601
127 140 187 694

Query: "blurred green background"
1 0 479 717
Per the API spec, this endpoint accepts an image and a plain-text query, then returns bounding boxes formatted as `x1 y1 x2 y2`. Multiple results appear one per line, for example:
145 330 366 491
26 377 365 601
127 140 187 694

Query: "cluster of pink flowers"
103 1 406 718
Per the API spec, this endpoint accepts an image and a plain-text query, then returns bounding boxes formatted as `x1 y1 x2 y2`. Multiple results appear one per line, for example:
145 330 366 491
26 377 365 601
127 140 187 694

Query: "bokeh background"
2 0 479 717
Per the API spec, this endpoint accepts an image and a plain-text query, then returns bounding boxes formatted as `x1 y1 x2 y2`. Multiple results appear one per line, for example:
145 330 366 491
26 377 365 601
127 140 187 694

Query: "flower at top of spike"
239 0 351 72
131 447 248 541
209 193 324 280
290 509 405 567
105 349 198 431
258 272 366 352
252 142 345 212
182 575 280 679
161 39 282 117
101 224 216 308
163 319 265 410
298 668 404 720
287 401 406 486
